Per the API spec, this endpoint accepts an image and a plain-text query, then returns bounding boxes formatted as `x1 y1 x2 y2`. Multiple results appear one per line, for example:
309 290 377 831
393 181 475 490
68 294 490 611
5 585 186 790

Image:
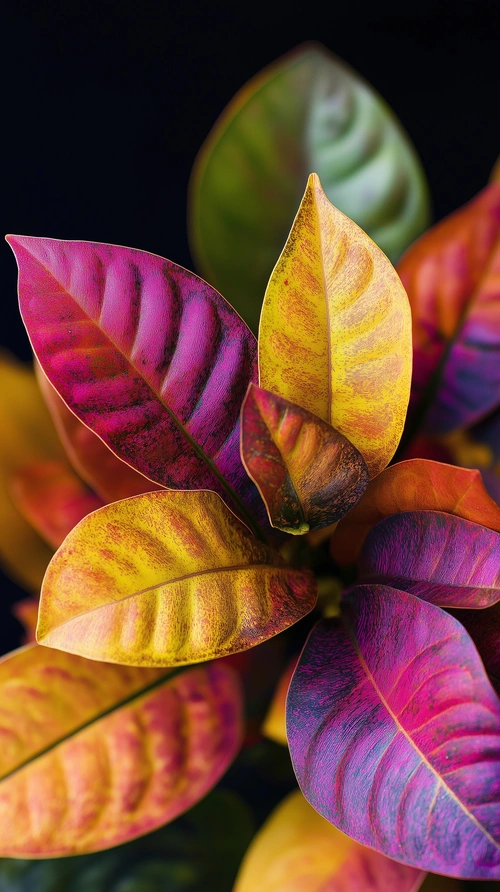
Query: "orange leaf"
0 645 242 856
331 459 500 565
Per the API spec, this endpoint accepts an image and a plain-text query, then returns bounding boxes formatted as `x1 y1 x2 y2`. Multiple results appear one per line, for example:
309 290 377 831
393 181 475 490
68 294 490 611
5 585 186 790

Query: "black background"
0 0 499 651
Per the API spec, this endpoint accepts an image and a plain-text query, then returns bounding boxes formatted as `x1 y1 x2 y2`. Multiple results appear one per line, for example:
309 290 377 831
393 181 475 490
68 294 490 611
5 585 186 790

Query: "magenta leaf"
7 236 265 532
358 510 500 607
287 584 500 878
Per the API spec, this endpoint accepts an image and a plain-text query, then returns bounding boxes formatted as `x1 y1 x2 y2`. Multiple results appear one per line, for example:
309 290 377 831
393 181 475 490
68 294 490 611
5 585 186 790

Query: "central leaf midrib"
27 245 264 541
344 612 500 854
0 666 184 784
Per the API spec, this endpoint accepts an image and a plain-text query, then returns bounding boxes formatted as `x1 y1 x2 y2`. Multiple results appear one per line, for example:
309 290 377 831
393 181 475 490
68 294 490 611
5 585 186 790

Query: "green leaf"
0 790 254 892
189 42 430 332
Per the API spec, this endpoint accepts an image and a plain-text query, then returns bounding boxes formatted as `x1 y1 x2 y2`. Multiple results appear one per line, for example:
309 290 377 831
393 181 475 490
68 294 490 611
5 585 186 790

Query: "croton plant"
1 42 500 891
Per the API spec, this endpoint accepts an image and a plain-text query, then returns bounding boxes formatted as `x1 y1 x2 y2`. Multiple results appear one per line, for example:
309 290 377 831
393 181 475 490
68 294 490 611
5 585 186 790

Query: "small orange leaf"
233 789 425 891
262 656 298 746
38 490 317 666
240 384 369 534
11 596 39 643
259 174 412 478
0 645 242 857
331 459 500 565
10 460 103 549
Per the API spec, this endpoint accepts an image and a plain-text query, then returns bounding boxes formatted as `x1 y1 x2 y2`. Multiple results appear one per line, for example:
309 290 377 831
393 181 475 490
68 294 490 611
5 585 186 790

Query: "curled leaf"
398 183 500 436
240 383 369 533
359 511 500 607
190 43 429 331
0 645 242 857
38 490 317 666
234 789 425 892
331 459 500 565
7 235 264 532
10 460 103 549
288 585 500 878
259 174 412 477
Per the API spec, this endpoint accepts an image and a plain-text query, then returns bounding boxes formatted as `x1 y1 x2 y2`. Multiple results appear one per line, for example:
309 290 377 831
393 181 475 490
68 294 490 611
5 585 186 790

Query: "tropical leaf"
240 383 369 533
38 490 317 666
0 644 242 857
0 353 65 590
234 789 425 892
331 459 500 565
259 174 412 477
189 43 430 332
7 236 264 535
36 367 163 502
287 585 500 878
398 183 500 439
0 789 254 891
358 511 500 607
10 460 103 549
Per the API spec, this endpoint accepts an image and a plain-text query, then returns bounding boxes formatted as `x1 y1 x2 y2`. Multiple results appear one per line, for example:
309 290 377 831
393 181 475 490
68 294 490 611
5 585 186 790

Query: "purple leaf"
287 584 500 878
358 510 500 607
7 236 265 532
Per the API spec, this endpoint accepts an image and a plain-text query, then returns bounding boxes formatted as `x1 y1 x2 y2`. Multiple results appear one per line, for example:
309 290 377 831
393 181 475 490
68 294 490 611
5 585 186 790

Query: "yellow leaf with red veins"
233 790 425 892
38 490 317 666
0 644 242 857
0 353 65 590
258 174 412 478
331 459 500 565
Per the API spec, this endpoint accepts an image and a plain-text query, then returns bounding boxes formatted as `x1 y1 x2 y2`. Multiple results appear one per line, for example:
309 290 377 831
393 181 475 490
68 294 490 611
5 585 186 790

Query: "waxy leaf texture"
332 459 500 564
0 645 242 857
398 183 500 436
8 236 264 532
240 383 369 533
37 367 163 502
359 511 500 607
10 460 103 549
259 174 412 477
38 490 317 665
0 354 65 590
287 585 500 878
234 789 425 892
190 43 429 331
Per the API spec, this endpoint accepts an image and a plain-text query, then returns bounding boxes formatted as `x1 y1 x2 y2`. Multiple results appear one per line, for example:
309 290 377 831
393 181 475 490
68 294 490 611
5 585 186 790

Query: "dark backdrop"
0 0 499 651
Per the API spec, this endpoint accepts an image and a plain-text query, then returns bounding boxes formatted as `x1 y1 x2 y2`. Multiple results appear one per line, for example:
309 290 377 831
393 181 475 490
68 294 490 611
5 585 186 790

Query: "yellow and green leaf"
38 490 317 666
189 43 430 332
259 174 412 477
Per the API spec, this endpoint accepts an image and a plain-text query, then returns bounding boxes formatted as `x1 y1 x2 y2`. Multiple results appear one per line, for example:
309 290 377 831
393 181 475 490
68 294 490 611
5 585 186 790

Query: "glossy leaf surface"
398 183 500 436
234 789 425 892
37 367 163 502
10 460 103 549
288 585 500 878
359 511 500 607
0 645 242 857
0 789 254 891
259 174 412 477
190 43 429 332
8 235 263 531
0 354 65 590
241 384 369 533
38 490 317 665
332 459 500 564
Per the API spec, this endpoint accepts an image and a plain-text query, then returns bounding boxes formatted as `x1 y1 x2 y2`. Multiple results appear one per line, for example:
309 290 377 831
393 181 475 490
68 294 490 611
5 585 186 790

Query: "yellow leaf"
258 173 412 477
0 644 242 856
234 790 425 891
37 490 317 666
0 353 65 590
